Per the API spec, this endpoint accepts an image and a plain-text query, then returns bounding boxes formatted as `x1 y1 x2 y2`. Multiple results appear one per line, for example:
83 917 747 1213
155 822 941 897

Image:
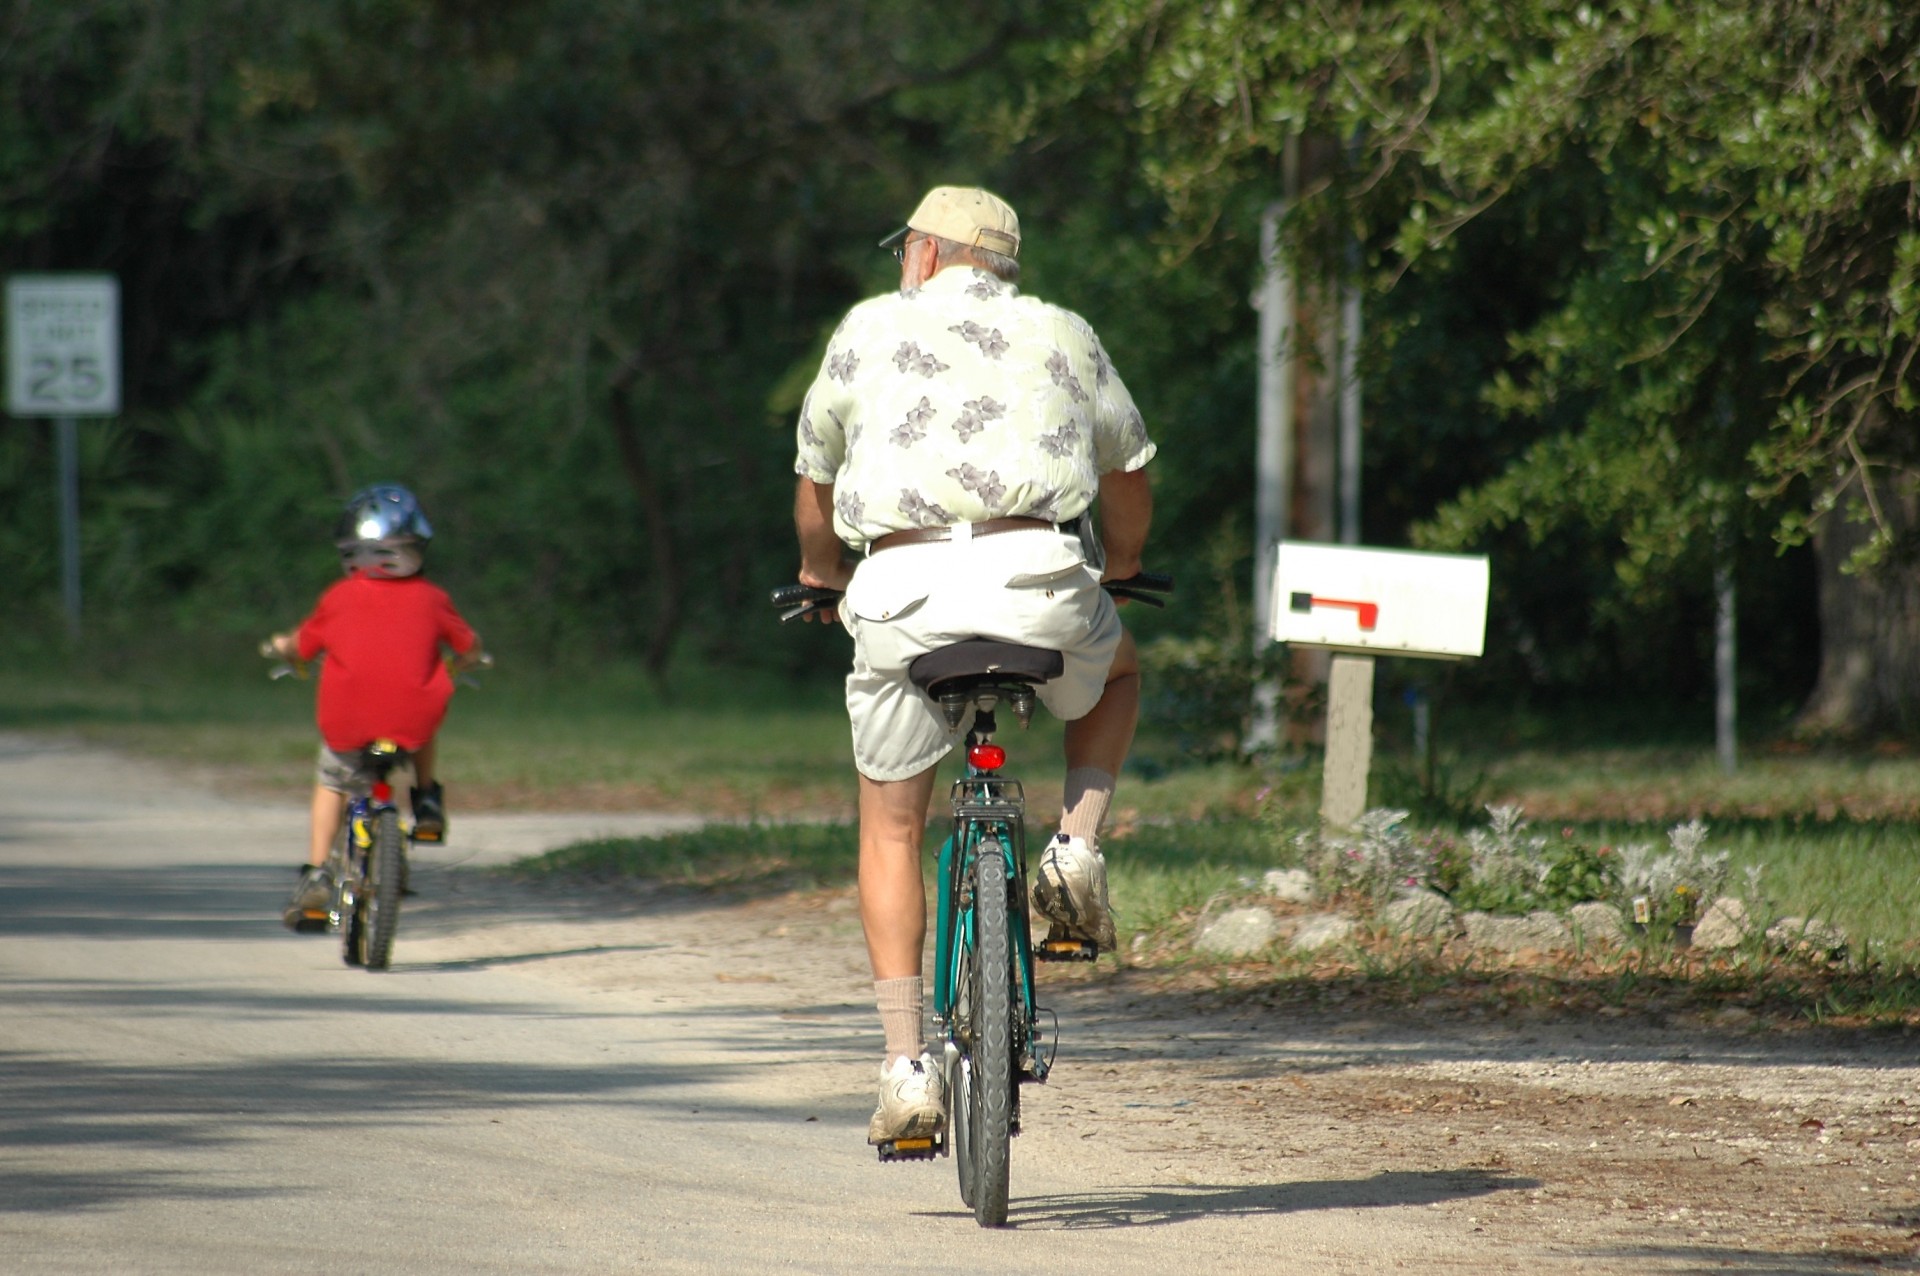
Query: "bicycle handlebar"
1104 571 1174 608
770 583 844 622
769 572 1173 622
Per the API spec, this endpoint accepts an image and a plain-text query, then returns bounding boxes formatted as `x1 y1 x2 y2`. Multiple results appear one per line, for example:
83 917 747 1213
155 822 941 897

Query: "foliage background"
7 0 1913 743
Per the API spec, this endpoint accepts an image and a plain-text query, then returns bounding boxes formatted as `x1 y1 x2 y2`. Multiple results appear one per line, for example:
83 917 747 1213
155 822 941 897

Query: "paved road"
2 734 1609 1273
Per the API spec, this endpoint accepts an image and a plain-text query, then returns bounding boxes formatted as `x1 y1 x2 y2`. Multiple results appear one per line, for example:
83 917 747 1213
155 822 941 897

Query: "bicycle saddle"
908 639 1064 696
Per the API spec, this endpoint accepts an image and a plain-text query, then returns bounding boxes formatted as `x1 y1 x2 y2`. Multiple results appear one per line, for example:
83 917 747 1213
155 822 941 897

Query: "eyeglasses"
890 234 921 265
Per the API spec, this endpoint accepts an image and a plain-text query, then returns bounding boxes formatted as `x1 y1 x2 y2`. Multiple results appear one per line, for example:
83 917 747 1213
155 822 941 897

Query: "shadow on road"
912 1168 1536 1230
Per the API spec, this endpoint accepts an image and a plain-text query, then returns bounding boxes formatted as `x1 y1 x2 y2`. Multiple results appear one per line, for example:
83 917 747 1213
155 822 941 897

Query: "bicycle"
773 569 1173 1227
265 648 488 971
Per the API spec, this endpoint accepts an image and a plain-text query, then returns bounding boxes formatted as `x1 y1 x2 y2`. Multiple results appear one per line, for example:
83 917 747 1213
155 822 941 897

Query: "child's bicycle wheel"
956 839 1015 1227
353 809 405 970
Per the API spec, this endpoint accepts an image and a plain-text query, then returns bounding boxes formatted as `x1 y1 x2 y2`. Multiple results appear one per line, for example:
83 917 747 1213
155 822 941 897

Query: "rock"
1292 913 1358 953
1381 889 1454 938
1262 868 1316 903
1766 916 1848 961
1691 897 1753 950
1568 901 1627 947
1194 907 1281 958
1462 910 1571 953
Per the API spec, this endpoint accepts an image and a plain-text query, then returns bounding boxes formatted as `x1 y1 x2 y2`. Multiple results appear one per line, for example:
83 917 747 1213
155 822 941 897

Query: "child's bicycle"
264 647 487 971
772 569 1173 1227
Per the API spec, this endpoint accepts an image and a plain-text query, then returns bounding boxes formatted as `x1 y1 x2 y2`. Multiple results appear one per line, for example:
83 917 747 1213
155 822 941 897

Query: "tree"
1064 0 1920 731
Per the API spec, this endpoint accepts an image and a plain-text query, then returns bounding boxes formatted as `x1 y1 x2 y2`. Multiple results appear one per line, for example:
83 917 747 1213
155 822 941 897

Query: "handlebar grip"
771 583 844 622
1105 571 1173 594
769 583 841 608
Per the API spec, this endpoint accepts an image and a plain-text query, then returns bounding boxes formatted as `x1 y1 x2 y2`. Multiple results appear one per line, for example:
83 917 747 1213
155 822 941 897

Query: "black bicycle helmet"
335 483 433 578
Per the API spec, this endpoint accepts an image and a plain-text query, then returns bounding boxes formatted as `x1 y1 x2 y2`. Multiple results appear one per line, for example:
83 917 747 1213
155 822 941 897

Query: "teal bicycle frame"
931 764 1048 1087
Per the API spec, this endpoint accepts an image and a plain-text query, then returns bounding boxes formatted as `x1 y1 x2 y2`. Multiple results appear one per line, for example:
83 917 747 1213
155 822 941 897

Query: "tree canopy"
5 0 1915 731
1061 0 1918 723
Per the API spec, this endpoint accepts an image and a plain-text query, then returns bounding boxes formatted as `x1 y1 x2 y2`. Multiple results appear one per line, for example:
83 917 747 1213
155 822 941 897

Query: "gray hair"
927 233 1020 283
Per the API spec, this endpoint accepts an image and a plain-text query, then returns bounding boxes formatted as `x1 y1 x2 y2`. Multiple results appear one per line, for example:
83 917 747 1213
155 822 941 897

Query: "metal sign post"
6 274 121 638
1271 541 1491 827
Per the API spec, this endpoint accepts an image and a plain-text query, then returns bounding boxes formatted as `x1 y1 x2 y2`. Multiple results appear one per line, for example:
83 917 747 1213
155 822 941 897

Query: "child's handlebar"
259 637 304 679
769 572 1173 622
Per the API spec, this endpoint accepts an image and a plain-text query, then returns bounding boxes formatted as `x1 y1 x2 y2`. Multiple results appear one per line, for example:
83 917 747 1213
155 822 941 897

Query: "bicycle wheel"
964 840 1014 1227
356 808 405 971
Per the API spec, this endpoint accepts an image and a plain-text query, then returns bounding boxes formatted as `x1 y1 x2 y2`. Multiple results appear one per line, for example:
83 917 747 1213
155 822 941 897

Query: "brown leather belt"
869 516 1060 553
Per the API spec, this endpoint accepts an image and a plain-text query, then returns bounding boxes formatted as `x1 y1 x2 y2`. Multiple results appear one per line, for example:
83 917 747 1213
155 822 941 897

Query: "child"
269 483 485 929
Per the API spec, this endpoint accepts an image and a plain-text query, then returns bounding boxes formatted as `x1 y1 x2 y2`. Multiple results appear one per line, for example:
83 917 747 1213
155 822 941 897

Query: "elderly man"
791 185 1155 1147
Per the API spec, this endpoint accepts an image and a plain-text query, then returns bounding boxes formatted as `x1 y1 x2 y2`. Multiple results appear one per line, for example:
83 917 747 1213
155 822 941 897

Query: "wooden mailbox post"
1269 542 1490 827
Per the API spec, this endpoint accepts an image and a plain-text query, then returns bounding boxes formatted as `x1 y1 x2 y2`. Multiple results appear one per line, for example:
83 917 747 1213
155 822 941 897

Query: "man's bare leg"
1060 628 1140 838
1063 628 1140 775
858 767 939 1077
857 767 938 980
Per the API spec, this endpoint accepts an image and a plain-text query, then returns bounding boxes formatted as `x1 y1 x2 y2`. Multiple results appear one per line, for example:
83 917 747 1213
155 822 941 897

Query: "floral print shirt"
794 267 1155 550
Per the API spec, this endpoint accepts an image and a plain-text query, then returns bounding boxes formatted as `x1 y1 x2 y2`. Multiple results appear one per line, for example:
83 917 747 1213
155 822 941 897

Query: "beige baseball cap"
879 185 1020 258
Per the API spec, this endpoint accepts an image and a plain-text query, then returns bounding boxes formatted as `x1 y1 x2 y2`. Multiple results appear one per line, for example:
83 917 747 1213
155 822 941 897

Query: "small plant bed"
1104 803 1920 1028
1121 921 1920 1030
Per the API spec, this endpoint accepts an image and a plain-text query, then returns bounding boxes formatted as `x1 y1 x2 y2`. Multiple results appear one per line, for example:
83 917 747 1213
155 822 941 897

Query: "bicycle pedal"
409 828 443 843
874 1134 942 1162
1034 936 1098 962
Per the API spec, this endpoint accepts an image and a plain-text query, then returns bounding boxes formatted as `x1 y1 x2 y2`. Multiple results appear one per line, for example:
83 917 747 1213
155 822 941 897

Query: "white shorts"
839 527 1122 782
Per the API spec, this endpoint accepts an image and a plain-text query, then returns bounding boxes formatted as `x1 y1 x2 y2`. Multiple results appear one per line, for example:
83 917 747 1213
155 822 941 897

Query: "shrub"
1613 819 1734 929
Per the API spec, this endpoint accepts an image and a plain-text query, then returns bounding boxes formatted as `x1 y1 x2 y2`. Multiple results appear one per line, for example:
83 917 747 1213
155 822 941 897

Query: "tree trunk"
608 370 683 688
1795 472 1920 738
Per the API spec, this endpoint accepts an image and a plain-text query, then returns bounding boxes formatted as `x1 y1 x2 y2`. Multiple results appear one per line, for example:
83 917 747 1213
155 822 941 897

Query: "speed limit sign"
7 274 120 417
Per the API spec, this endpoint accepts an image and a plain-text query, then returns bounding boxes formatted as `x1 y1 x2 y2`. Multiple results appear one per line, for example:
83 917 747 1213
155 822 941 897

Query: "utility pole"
1247 139 1300 752
1716 556 1737 774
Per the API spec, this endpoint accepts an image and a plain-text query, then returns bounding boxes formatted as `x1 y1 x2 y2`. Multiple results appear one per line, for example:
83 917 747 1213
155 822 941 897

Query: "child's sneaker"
1032 832 1116 950
281 865 333 932
410 781 446 840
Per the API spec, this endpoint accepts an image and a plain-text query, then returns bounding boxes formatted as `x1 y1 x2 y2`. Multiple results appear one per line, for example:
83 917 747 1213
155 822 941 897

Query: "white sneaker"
867 1053 946 1145
1032 832 1116 949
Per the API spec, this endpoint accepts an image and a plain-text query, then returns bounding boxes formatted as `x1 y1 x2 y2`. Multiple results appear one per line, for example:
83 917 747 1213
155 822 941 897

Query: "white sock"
874 976 924 1062
1060 767 1115 844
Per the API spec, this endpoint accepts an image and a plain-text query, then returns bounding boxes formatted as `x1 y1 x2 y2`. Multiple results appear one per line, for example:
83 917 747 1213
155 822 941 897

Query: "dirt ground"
403 866 1920 1270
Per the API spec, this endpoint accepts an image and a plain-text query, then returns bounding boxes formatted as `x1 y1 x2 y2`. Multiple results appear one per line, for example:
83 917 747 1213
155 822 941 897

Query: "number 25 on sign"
7 275 121 417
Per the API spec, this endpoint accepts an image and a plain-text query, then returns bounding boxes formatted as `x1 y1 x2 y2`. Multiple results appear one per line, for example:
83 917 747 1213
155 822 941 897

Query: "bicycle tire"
358 808 405 970
966 841 1014 1227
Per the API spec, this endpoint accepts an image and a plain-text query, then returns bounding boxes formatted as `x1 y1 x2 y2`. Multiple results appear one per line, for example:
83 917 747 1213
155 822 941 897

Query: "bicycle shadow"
402 943 671 972
916 1168 1533 1230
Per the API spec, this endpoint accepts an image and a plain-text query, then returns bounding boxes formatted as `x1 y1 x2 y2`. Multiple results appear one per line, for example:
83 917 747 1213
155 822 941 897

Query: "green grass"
7 647 1920 965
0 650 1260 822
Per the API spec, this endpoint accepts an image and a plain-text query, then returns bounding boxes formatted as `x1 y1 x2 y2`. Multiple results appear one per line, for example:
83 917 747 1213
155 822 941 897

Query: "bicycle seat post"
968 703 998 749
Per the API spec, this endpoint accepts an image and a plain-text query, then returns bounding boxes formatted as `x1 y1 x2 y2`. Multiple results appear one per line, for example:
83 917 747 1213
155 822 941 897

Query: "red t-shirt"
295 574 477 751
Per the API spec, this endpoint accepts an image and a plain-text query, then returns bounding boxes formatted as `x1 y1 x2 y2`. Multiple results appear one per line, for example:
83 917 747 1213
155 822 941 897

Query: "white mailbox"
1271 541 1489 660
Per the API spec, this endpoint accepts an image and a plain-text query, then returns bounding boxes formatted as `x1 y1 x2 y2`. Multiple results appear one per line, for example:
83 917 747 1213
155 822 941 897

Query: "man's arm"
1095 466 1152 583
795 477 854 611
